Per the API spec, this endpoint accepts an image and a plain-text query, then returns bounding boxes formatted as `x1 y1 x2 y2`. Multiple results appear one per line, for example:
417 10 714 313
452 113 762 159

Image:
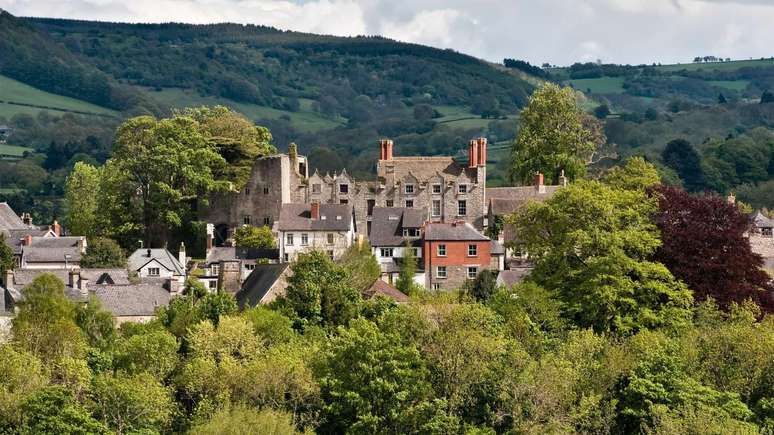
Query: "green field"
433 105 518 129
569 77 625 94
0 74 117 118
148 88 345 133
0 143 34 158
707 80 750 91
655 58 774 73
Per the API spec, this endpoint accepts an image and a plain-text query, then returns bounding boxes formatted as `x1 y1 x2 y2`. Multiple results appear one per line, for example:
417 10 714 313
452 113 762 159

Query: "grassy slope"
569 77 626 94
0 74 116 118
0 143 33 157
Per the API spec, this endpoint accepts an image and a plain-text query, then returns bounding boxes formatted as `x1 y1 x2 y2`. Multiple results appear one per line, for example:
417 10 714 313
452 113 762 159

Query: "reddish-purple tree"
653 185 773 312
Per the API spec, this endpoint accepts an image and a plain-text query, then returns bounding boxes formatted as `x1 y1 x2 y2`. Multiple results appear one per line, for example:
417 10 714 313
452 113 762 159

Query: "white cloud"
2 0 774 65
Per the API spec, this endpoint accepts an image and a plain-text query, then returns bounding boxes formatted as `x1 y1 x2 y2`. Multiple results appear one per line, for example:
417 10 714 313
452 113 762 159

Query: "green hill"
0 74 117 118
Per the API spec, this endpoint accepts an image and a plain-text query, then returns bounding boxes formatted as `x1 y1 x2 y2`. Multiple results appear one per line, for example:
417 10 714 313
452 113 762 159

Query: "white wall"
280 230 352 262
373 246 423 263
137 259 175 279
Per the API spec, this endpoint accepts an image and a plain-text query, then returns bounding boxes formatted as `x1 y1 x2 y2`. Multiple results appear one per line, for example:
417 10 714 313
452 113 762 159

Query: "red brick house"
423 221 492 291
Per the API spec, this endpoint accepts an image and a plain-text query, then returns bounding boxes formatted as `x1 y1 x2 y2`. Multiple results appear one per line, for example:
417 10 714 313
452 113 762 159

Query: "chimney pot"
468 139 479 168
51 220 61 237
22 234 32 246
535 172 546 193
379 139 393 161
311 202 321 220
147 248 152 258
476 138 487 167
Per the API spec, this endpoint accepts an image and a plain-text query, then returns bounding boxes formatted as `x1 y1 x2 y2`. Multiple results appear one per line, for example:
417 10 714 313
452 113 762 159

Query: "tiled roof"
277 203 353 231
486 186 561 215
80 269 131 285
496 268 532 287
0 203 24 231
369 207 426 247
236 263 290 308
128 249 185 275
23 247 82 263
381 156 479 181
91 283 171 317
491 240 505 255
205 247 279 265
2 229 51 254
424 222 489 241
363 279 409 303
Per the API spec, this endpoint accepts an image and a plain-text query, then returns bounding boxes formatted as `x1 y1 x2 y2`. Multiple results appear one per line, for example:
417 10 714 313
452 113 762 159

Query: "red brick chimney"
22 234 32 246
534 172 546 193
51 220 61 237
311 202 320 220
379 139 393 161
468 139 479 168
476 138 487 167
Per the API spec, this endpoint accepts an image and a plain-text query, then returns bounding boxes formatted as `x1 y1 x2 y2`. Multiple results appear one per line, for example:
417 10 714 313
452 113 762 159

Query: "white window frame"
211 264 219 275
436 266 447 279
437 244 446 257
432 283 441 290
458 184 468 194
432 183 442 194
467 266 478 279
286 233 294 246
432 199 441 217
468 244 477 257
301 233 309 246
327 233 334 245
148 267 160 276
458 200 467 216
405 184 415 194
386 200 394 207
380 248 394 258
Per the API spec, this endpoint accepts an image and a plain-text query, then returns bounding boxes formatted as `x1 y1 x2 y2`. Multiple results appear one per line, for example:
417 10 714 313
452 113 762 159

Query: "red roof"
363 279 410 303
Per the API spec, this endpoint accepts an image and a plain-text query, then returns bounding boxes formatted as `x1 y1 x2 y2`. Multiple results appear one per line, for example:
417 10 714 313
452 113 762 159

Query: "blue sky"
1 0 772 66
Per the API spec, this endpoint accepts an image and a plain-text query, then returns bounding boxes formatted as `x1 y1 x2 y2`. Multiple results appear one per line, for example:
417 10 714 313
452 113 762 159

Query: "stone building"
276 203 355 262
422 221 493 291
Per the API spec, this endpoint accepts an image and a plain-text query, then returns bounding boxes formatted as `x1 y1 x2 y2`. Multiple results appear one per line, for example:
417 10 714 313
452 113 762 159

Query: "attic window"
339 184 349 194
458 184 468 194
312 184 321 194
321 215 327 220
405 184 415 194
432 184 442 194
336 215 342 220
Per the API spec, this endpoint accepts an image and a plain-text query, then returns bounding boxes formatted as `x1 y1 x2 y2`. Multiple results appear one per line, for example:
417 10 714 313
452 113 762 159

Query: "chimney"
178 242 186 269
21 234 32 246
468 139 479 168
206 223 214 257
311 202 320 220
379 139 393 161
3 269 13 289
534 172 546 193
147 248 152 258
559 170 568 187
78 237 87 254
21 213 31 226
51 220 61 237
727 192 736 205
166 277 182 295
476 138 487 167
69 268 86 296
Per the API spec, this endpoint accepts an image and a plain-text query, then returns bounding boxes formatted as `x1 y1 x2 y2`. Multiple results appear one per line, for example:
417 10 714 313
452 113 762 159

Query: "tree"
510 83 599 184
155 279 238 338
282 250 362 328
653 185 774 311
662 139 706 192
79 237 126 268
602 156 661 192
760 90 774 104
512 180 693 334
20 386 109 435
113 328 179 378
594 104 610 119
718 93 728 104
465 269 498 302
90 372 175 434
0 233 14 276
74 296 116 350
0 345 48 431
338 241 381 293
108 114 228 247
189 406 302 435
644 107 659 121
64 161 102 237
318 318 435 433
233 225 276 249
396 242 421 296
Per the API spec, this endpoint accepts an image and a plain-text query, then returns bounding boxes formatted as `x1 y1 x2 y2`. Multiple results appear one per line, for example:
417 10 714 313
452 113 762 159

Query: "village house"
127 247 186 284
423 221 494 291
235 263 291 307
749 209 774 273
276 202 355 262
369 206 425 285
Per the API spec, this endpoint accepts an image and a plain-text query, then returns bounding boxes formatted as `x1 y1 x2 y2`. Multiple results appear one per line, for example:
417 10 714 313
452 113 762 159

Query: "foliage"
395 241 422 297
64 161 102 237
0 233 14 275
189 406 303 435
465 269 499 302
113 328 179 378
512 180 693 334
243 306 297 347
602 156 661 191
662 139 707 192
233 225 276 249
653 185 774 311
155 279 238 338
79 237 126 268
0 346 48 431
90 372 175 434
20 386 109 435
282 250 362 328
74 296 116 350
510 83 599 184
337 241 381 293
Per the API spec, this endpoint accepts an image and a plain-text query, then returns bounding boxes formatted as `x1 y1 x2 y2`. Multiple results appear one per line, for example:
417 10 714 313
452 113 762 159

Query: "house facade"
127 248 186 284
423 221 494 291
368 207 425 285
276 203 355 262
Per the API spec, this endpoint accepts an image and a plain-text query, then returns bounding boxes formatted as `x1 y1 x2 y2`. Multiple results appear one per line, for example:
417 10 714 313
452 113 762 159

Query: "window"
403 228 420 237
468 244 477 256
380 248 394 258
245 264 255 271
211 264 219 275
327 233 334 245
286 233 294 246
263 187 269 195
339 184 348 194
405 184 415 194
432 184 442 194
436 266 447 278
312 184 321 193
432 200 441 217
412 248 420 257
367 199 375 216
242 215 252 225
283 253 289 262
148 267 160 276
467 266 478 279
458 200 467 216
458 184 468 194
405 200 413 208
263 217 271 226
327 250 334 260
245 188 251 195
209 280 217 290
340 199 349 204
386 200 394 207
301 233 309 246
437 244 446 256
432 283 441 290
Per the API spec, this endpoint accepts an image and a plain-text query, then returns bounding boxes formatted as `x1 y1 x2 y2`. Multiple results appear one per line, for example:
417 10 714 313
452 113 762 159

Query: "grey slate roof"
236 263 290 308
3 229 51 254
205 247 278 265
22 237 84 263
277 203 353 231
424 222 489 241
491 240 505 255
496 268 532 287
0 203 24 231
486 186 561 215
752 211 774 229
385 156 478 181
91 283 170 317
80 269 131 285
128 249 185 275
369 207 426 247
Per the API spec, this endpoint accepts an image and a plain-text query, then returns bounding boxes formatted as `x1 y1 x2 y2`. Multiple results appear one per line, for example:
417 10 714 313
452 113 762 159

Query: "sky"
1 0 773 66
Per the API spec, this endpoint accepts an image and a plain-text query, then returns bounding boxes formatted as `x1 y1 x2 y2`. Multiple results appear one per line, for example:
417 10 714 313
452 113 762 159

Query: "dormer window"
405 184 415 194
458 184 468 194
339 184 348 194
312 184 321 194
432 184 442 194
403 228 420 237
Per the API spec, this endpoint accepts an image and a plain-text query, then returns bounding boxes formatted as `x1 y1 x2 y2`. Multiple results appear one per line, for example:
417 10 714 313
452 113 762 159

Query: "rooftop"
0 202 25 231
363 279 409 303
276 203 353 231
127 248 185 275
487 186 561 215
424 222 489 241
236 263 290 308
369 207 426 247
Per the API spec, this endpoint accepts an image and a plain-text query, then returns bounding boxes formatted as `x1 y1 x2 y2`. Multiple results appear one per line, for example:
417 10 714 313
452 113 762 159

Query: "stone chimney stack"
206 223 214 257
379 139 393 161
534 172 546 193
559 170 568 187
476 137 487 167
468 139 479 168
77 237 87 254
51 220 61 237
21 234 32 246
3 269 13 289
21 213 32 226
311 202 320 220
166 277 183 295
178 242 186 269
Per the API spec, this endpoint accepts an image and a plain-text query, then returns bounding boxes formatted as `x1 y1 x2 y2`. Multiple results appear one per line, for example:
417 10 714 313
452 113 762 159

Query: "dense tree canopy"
233 225 276 249
79 237 127 269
